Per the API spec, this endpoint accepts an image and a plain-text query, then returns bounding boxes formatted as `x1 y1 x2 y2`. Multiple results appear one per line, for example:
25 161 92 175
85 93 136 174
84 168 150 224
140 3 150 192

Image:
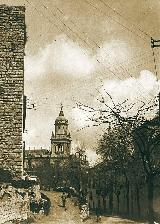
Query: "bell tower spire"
50 105 71 158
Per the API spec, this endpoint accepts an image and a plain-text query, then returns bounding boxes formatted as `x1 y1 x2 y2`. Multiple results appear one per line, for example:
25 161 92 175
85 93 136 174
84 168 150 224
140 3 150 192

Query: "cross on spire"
60 102 63 111
59 103 64 116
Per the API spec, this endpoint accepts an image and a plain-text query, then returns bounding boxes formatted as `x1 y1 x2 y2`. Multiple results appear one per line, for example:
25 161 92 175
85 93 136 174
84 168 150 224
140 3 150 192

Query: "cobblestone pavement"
34 191 147 224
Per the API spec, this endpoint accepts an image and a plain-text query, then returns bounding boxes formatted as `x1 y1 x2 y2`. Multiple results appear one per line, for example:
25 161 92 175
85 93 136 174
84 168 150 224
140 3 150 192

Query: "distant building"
50 105 72 187
51 105 71 158
24 148 50 172
25 148 50 158
24 107 89 192
24 148 51 187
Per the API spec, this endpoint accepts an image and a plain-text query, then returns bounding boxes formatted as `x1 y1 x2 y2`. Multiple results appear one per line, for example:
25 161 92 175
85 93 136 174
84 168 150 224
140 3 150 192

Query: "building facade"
0 5 26 176
51 106 71 158
50 106 72 187
24 148 51 173
24 148 51 187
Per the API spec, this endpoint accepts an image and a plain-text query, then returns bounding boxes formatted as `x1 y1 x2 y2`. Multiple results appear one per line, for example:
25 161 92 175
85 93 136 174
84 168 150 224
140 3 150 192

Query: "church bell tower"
50 105 71 159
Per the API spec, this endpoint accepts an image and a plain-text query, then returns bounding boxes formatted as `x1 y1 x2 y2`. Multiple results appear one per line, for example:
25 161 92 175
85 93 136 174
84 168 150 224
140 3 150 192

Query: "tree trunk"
147 176 154 224
109 181 113 214
116 193 120 214
103 197 106 212
109 192 113 214
136 184 141 219
126 180 130 216
131 189 133 218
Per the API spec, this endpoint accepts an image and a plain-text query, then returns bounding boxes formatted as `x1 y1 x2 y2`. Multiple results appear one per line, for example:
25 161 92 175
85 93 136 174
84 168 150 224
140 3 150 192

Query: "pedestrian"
95 207 101 222
61 192 66 208
80 204 89 222
43 199 50 215
80 205 85 222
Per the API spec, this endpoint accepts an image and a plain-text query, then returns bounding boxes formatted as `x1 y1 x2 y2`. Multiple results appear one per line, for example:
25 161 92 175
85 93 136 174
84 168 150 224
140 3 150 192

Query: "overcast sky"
1 0 160 163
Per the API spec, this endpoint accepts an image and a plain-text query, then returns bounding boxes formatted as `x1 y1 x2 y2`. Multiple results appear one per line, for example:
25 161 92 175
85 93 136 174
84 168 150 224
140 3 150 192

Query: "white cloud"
71 107 92 128
99 70 159 119
24 38 141 83
71 140 100 165
96 40 129 66
102 70 159 104
72 70 159 129
24 34 160 152
71 140 81 154
25 35 95 81
85 149 101 166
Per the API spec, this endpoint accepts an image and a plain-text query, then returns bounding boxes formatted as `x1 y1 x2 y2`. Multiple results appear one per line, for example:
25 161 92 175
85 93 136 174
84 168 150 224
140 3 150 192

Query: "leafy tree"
69 145 89 197
133 118 160 223
97 126 133 215
77 90 160 223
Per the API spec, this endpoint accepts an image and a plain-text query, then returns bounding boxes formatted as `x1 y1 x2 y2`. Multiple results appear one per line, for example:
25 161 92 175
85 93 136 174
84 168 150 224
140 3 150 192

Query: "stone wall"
0 184 30 224
0 5 25 176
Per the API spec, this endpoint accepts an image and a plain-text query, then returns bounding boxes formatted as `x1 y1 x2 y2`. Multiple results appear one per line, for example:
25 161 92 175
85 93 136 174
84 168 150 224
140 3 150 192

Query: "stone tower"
51 105 71 159
0 5 25 176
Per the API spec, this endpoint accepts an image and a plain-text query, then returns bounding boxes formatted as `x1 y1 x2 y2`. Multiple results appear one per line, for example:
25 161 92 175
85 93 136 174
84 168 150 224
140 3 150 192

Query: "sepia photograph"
0 0 160 223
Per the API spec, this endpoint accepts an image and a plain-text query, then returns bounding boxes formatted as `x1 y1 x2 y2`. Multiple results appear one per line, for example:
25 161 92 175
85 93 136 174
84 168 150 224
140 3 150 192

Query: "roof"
55 106 68 124
25 149 50 156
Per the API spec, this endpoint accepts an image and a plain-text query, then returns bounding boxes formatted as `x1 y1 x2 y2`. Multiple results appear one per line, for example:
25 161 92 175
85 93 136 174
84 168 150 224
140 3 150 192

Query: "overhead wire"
25 0 77 45
25 0 151 80
92 0 160 96
39 0 150 80
98 0 160 84
82 0 158 99
24 9 148 108
98 0 151 38
117 50 159 68
25 0 128 81
54 4 156 78
24 0 155 105
34 0 158 80
41 1 130 78
41 0 154 101
83 0 148 42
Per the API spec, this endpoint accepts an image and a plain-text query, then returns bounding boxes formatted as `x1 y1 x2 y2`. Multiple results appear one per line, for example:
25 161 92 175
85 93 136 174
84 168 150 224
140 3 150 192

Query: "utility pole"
159 93 160 121
151 37 160 48
150 37 160 120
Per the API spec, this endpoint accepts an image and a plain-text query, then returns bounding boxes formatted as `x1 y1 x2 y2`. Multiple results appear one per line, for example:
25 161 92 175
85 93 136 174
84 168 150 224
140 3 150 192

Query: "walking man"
96 207 101 222
61 192 67 208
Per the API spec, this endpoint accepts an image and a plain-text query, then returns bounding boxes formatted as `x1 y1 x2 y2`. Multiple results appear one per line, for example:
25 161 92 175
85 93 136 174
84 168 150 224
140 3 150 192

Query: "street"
34 191 147 224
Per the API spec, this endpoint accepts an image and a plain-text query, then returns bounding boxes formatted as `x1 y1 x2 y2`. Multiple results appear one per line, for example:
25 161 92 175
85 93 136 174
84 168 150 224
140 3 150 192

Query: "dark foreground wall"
0 5 25 176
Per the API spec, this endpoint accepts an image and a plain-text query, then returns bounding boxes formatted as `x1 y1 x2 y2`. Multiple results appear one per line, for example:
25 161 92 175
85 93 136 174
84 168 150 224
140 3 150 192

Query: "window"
55 144 64 154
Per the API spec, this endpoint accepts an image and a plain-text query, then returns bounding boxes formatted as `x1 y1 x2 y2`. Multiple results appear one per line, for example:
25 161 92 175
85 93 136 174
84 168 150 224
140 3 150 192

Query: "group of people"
60 192 101 222
30 191 51 215
80 205 101 222
80 204 90 222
